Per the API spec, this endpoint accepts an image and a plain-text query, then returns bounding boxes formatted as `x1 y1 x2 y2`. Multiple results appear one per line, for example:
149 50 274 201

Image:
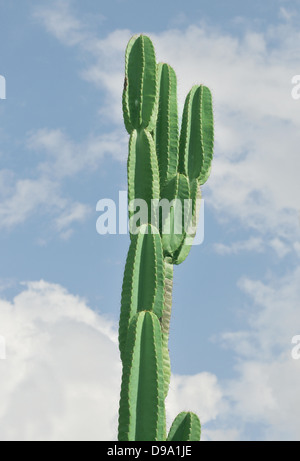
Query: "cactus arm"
178 86 200 178
178 85 204 180
118 311 165 441
155 63 179 190
179 85 214 182
198 86 214 185
167 412 201 441
119 224 164 361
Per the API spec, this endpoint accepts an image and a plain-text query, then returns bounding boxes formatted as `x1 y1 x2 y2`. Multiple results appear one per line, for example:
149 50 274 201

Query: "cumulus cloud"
0 177 61 229
214 236 292 257
1 274 299 441
214 237 265 255
217 265 300 440
33 0 88 47
269 238 291 258
0 281 224 441
0 174 91 237
55 202 91 232
0 280 121 441
294 241 300 257
236 267 300 358
27 128 128 178
166 372 226 439
0 126 126 236
224 357 300 441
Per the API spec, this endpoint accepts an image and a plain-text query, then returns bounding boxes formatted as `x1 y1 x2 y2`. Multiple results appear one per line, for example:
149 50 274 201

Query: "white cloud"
28 128 128 178
223 357 300 440
33 3 130 126
279 6 297 21
0 280 120 441
216 265 300 440
55 202 91 239
214 236 292 258
204 428 240 442
236 267 300 356
80 29 132 124
0 177 62 229
55 202 89 230
214 237 264 255
0 174 91 237
166 372 226 437
33 0 87 47
269 238 291 258
1 272 300 441
294 241 300 257
0 278 15 293
0 126 127 234
0 281 224 441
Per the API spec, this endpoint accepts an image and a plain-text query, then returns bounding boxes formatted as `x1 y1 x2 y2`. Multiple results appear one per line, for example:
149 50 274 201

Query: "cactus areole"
117 34 214 441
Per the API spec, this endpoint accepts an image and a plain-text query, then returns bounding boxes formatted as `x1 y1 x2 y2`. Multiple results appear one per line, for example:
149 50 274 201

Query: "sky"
0 0 300 441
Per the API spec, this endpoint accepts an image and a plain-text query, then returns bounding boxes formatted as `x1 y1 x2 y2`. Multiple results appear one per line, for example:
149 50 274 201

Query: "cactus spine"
118 34 214 441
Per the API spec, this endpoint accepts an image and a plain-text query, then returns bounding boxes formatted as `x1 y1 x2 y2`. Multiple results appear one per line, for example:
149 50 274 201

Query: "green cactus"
118 34 214 441
118 311 165 441
119 223 164 362
167 412 201 441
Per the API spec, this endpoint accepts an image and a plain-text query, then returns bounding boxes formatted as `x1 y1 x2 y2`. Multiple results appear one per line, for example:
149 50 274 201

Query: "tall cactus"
118 34 214 441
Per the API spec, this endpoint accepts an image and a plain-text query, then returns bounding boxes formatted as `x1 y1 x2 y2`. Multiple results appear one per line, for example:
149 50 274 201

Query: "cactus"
118 311 165 441
118 34 214 441
167 412 201 441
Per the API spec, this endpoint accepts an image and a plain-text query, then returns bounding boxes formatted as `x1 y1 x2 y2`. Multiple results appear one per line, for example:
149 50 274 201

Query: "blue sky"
0 0 300 441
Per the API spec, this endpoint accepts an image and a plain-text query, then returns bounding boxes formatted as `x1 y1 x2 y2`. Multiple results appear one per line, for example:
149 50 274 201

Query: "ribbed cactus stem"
123 35 158 131
155 63 179 190
179 85 214 184
167 412 201 441
128 129 160 228
118 311 165 441
119 224 164 361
